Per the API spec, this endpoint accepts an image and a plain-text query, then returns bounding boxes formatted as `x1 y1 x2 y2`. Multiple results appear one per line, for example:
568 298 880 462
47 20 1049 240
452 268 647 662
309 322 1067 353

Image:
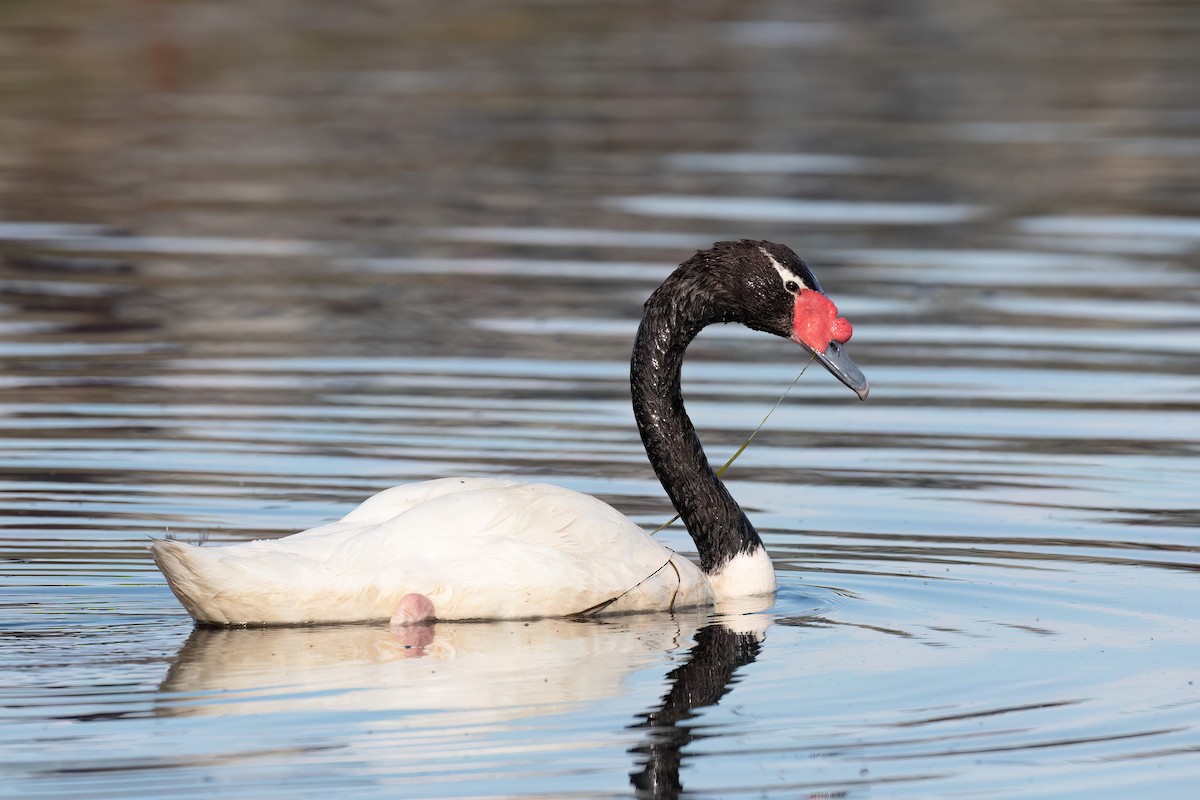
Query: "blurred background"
4 2 1197 249
2 1 1197 360
2 1 1199 798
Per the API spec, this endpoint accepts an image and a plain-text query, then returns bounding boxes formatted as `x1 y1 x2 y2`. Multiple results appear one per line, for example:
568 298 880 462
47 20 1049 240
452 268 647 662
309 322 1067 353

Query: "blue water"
2 1 1199 797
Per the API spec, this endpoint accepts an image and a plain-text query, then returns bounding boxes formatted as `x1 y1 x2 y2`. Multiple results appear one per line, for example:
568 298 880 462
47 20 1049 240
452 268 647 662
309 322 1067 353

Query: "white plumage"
151 477 753 625
151 240 867 627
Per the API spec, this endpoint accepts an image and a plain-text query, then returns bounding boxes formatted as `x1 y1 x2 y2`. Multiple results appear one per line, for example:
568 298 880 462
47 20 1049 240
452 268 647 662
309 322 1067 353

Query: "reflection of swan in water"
158 601 771 794
629 623 765 798
161 611 702 721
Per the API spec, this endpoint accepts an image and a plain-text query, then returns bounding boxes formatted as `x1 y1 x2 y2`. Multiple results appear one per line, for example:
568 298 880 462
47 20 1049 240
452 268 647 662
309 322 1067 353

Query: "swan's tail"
151 538 378 626
152 539 271 625
151 539 225 623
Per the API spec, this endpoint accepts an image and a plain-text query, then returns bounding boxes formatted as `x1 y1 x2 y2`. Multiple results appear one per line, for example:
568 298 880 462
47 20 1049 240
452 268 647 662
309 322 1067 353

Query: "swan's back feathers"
152 478 712 625
336 477 519 526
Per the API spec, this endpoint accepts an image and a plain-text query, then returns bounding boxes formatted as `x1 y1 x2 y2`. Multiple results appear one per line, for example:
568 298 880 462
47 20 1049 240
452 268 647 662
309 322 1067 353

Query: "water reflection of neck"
628 623 764 798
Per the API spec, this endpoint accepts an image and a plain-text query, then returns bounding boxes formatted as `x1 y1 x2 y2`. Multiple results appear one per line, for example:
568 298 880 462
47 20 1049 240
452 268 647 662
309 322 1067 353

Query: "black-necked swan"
151 240 868 625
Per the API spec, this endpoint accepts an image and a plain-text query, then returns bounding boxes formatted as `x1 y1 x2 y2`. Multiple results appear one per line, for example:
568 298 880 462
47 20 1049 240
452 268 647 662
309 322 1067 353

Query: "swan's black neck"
630 264 764 575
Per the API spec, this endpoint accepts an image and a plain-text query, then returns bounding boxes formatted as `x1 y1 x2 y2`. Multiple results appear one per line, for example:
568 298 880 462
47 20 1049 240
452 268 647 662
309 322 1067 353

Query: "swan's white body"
152 477 774 625
151 240 866 627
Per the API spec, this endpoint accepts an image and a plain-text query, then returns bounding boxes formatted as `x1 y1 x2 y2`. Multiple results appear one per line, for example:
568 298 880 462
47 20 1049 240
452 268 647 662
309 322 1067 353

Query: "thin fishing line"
650 353 817 535
570 548 677 616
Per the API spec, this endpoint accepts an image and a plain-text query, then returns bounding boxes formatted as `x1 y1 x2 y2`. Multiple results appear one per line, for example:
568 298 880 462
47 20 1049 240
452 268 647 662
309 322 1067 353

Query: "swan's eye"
785 280 800 293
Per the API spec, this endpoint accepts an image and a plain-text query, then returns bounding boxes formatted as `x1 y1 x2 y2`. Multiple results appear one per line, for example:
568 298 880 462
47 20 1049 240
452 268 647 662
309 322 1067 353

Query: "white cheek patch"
758 246 809 292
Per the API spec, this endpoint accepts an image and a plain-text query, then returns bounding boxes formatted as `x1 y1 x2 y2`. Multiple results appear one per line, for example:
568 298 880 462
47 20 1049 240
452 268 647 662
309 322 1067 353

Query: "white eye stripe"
758 246 808 292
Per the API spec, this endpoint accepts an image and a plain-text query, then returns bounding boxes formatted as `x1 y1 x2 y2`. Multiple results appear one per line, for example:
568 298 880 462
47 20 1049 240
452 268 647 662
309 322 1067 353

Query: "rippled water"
2 1 1199 797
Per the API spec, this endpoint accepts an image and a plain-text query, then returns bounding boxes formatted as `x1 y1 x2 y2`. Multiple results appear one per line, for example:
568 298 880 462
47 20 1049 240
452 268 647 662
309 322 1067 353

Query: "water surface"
1 1 1199 797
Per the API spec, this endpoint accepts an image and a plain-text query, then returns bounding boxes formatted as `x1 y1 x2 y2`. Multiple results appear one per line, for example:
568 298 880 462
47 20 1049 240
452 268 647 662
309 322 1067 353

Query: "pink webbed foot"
390 593 436 627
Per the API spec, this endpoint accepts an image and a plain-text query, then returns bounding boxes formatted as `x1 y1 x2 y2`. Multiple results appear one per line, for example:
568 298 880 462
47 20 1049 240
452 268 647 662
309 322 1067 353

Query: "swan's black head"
683 239 869 400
